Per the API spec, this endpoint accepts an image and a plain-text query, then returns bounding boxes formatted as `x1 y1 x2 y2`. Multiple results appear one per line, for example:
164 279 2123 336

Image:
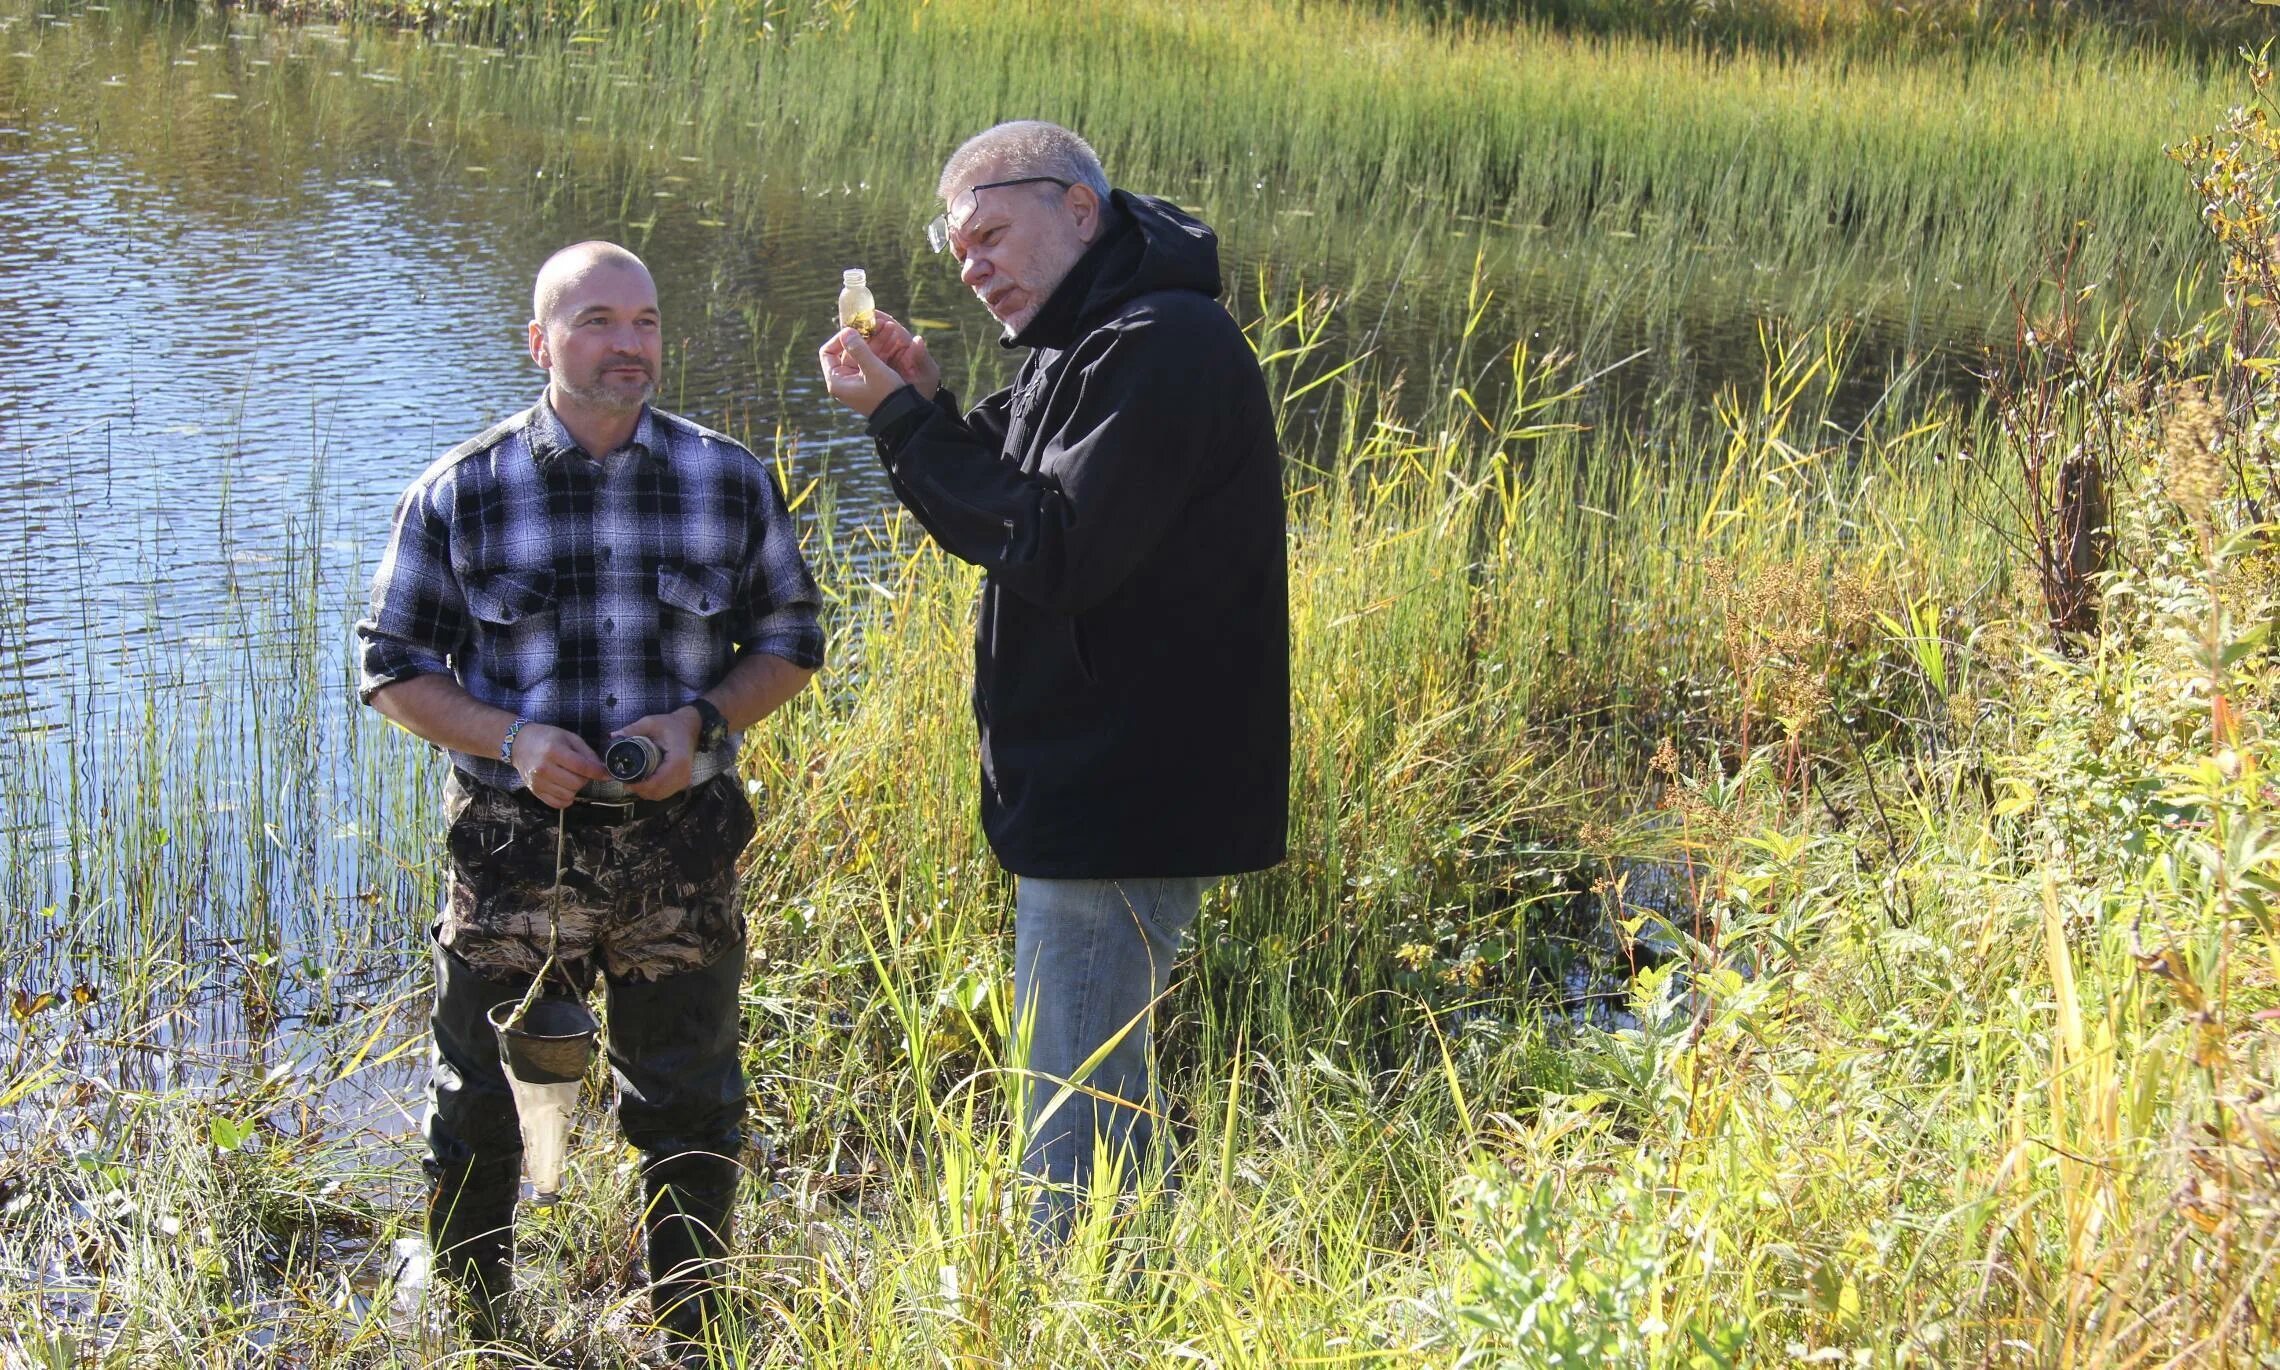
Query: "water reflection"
0 3 2096 1305
0 0 2025 997
0 1 2024 737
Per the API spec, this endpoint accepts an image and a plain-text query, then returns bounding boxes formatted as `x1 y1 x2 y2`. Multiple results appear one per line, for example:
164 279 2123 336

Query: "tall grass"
393 0 2213 307
96 0 2222 335
3 232 2266 1370
4 2 2275 1365
1373 0 2265 61
0 280 2018 1361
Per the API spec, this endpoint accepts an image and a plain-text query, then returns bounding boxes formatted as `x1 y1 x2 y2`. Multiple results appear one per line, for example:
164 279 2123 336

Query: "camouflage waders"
423 769 754 1359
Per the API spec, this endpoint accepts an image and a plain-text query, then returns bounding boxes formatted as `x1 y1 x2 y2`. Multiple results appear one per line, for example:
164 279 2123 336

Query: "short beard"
994 234 1088 338
995 299 1042 336
557 369 655 414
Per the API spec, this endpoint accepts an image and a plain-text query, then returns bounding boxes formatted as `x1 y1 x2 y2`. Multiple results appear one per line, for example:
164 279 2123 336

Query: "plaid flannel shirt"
356 395 825 792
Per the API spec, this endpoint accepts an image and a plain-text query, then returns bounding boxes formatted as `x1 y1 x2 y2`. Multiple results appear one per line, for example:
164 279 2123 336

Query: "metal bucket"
489 994 599 1207
489 993 599 1083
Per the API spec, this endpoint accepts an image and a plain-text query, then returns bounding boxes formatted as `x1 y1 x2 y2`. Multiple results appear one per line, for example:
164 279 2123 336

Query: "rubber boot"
643 1150 739 1366
425 1155 520 1343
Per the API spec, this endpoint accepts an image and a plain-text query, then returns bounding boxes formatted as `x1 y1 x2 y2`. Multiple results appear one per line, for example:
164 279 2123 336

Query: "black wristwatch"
686 697 730 753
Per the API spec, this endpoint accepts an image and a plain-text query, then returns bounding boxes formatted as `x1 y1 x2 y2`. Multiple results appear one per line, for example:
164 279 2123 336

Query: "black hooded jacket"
865 190 1289 878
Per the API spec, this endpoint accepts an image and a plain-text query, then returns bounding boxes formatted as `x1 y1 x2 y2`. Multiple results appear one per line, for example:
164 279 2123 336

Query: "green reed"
3 1 2266 1363
6 0 2214 371
1368 0 2260 60
0 273 2010 1362
271 0 2217 315
4 276 2257 1369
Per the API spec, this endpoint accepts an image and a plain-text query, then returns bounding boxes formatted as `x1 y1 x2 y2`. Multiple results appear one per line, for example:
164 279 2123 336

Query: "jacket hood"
1007 189 1222 351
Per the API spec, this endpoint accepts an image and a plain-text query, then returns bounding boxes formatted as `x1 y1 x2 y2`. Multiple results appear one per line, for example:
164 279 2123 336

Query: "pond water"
0 0 2024 1131
2 12 2209 1344
0 3 2015 731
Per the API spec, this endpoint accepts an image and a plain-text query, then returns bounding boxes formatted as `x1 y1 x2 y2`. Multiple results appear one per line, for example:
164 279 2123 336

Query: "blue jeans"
1011 875 1208 1234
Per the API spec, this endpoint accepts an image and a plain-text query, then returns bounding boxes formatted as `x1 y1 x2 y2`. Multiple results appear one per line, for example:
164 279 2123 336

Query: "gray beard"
996 305 1040 337
559 370 655 413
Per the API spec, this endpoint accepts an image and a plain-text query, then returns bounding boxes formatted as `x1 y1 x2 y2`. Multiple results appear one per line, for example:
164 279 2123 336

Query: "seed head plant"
2161 381 2227 539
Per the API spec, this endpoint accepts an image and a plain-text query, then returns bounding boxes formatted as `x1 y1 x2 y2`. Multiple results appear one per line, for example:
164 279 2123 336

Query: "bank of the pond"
2 1 2273 1364
7 284 2275 1359
0 284 2020 1349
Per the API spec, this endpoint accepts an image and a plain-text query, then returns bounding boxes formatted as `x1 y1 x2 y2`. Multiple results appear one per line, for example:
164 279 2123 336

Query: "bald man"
357 241 823 1359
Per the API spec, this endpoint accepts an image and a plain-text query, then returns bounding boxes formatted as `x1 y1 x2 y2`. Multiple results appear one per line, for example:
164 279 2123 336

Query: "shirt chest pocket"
463 570 558 691
657 562 735 689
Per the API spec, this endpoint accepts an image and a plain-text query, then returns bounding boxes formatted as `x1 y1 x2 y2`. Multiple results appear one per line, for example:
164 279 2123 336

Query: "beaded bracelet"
500 716 531 767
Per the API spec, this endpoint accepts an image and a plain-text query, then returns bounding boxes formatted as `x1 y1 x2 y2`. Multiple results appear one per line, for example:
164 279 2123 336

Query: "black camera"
604 735 663 783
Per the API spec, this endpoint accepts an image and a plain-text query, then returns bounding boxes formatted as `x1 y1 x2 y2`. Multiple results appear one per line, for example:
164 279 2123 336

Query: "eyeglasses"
925 176 1073 255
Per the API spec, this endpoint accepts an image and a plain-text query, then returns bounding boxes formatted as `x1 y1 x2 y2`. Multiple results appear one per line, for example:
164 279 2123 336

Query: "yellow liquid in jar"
838 282 876 337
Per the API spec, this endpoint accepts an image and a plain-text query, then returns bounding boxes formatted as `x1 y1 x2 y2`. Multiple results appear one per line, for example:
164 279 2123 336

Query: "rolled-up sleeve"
356 480 465 702
729 464 825 672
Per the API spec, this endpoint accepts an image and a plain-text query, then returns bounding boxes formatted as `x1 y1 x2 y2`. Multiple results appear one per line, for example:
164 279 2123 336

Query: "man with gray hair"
819 121 1289 1233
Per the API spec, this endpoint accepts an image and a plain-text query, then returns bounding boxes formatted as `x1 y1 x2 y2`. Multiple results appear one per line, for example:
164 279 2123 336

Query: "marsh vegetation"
1 0 2274 1363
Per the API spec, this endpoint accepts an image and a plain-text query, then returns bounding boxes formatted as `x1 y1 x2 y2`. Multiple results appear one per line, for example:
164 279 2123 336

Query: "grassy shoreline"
350 0 2222 306
25 0 2214 333
12 280 2273 1359
4 1 2278 1364
0 329 2015 1361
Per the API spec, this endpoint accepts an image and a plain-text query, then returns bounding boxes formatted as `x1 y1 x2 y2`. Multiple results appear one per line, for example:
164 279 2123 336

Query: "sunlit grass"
0 286 2018 1360
301 0 2219 313
1 0 2271 1364
3 0 2214 378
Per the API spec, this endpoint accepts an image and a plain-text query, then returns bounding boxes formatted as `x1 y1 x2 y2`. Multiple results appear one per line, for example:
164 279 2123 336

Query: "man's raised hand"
864 312 941 394
820 311 938 417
